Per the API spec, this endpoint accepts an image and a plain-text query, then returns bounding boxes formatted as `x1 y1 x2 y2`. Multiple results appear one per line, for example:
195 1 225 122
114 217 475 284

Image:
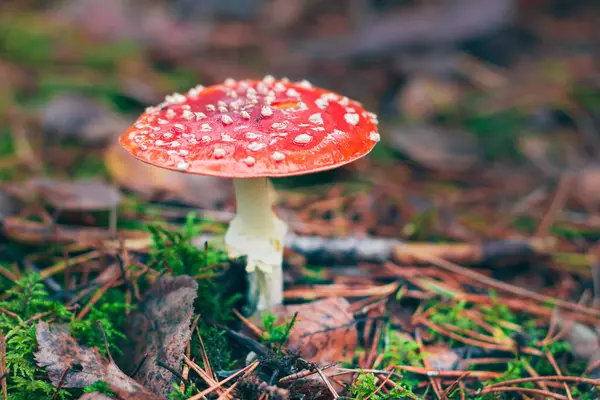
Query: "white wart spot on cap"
170 141 181 148
176 161 189 171
261 106 273 117
165 109 176 119
242 156 256 166
221 115 233 125
308 113 324 125
274 82 286 92
214 148 226 158
315 98 328 109
224 78 236 86
248 142 266 151
165 93 186 104
271 151 285 161
271 122 287 130
369 131 381 142
344 113 360 126
246 132 259 139
200 124 212 132
181 110 194 120
298 80 312 89
206 104 216 112
240 111 251 119
195 112 207 121
286 88 300 97
158 119 168 125
201 135 211 142
221 134 235 142
293 134 312 145
367 112 379 125
263 75 275 85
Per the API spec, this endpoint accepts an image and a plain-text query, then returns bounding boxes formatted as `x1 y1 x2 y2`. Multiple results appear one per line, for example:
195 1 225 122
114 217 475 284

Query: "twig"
389 251 600 318
365 372 392 400
96 321 113 363
415 328 442 399
130 353 148 378
477 386 567 400
50 367 71 400
195 326 214 380
187 361 259 400
215 360 259 400
441 372 469 398
315 365 339 399
535 173 573 237
486 375 600 388
278 362 339 383
233 308 263 338
545 350 573 400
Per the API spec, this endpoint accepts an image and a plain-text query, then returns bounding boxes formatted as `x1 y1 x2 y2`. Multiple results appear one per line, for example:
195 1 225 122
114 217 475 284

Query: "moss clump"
0 273 128 400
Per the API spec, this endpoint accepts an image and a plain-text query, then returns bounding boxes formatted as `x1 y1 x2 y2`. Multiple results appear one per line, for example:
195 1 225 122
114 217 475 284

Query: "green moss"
1 274 127 399
349 373 420 400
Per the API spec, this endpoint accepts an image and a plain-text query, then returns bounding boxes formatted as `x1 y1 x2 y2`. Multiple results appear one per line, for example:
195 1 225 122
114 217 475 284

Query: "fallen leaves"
255 297 358 365
388 124 481 174
34 321 161 400
124 275 198 398
26 178 122 211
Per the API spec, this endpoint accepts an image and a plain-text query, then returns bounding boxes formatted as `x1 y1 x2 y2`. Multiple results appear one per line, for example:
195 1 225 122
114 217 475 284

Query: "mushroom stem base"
225 177 287 311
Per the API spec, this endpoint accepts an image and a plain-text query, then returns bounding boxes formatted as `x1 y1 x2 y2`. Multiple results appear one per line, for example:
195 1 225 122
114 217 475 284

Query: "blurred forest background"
1 0 599 183
3 1 600 399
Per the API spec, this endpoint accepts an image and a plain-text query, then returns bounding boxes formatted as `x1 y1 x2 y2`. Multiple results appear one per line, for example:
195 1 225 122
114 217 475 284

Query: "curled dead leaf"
254 297 358 365
399 76 464 121
34 321 161 400
78 393 114 400
26 178 122 211
388 124 481 173
124 275 198 398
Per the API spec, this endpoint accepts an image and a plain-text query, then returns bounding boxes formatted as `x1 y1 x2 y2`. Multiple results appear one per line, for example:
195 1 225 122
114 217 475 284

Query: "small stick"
215 360 259 400
232 309 263 339
156 360 190 386
545 351 573 400
187 361 259 400
96 321 113 363
315 365 339 399
365 372 392 400
485 375 600 388
477 386 567 400
195 326 214 380
130 353 148 378
278 362 339 383
441 372 470 398
50 367 71 400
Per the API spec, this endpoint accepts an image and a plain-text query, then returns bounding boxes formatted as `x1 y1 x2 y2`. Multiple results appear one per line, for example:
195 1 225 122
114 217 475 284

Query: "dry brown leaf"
399 76 464 121
1 217 150 250
105 141 231 208
26 178 122 211
254 297 357 365
78 393 114 400
388 124 481 173
124 275 198 398
34 321 161 400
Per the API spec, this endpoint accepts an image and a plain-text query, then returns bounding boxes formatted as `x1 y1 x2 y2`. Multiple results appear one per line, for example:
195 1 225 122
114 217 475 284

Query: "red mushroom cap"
119 76 380 178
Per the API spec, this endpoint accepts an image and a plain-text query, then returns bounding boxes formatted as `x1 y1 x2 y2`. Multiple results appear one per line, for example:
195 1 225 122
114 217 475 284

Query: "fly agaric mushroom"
119 76 380 310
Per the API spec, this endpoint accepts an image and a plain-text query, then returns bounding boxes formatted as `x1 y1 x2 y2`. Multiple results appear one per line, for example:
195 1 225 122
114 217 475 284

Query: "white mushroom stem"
224 177 287 310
